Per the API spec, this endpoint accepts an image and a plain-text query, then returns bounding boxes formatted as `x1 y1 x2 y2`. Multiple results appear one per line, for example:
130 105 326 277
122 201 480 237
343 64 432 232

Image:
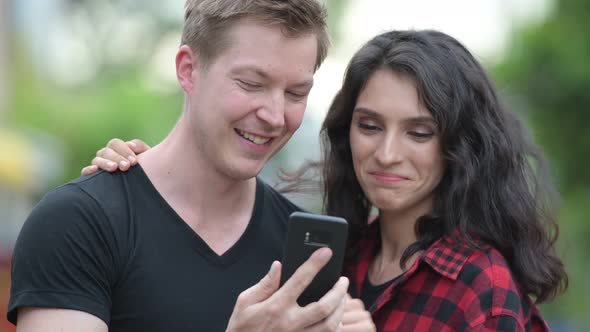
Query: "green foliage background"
494 0 590 326
8 58 182 188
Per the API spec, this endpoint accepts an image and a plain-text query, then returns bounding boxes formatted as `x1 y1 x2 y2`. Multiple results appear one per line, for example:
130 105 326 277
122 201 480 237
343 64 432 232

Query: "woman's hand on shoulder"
81 138 151 175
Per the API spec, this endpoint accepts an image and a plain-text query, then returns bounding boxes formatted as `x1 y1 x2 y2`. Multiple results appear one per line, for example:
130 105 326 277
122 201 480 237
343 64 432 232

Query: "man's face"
186 18 318 180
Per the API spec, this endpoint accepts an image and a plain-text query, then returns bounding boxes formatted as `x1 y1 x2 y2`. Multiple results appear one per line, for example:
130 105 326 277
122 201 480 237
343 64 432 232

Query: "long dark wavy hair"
283 29 567 303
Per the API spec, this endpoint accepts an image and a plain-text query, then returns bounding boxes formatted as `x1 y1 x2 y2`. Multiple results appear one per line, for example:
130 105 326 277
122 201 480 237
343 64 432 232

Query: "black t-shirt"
8 165 301 331
360 274 400 311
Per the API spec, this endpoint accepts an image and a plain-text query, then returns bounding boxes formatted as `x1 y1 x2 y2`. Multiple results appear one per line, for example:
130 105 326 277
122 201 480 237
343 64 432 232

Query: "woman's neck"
369 200 433 284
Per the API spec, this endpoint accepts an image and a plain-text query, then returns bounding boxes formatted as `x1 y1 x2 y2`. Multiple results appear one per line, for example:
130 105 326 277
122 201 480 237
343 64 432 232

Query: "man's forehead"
224 18 319 59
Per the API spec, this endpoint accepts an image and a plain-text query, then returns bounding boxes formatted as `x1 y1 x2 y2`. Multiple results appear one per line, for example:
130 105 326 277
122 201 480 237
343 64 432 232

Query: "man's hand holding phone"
225 247 349 332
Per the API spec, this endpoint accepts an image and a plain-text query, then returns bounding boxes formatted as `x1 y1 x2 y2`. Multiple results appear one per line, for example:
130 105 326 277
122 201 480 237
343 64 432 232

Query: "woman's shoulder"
455 244 548 330
459 244 520 293
426 234 517 288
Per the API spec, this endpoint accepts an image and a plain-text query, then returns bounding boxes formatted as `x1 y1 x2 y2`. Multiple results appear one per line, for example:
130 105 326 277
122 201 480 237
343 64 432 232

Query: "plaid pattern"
345 222 550 331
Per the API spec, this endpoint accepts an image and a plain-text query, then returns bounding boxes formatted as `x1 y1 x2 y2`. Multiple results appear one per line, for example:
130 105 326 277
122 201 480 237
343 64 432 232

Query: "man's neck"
137 115 257 254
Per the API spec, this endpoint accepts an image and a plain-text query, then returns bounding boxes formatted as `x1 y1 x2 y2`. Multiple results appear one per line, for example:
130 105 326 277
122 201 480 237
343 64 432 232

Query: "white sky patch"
339 0 508 61
144 33 182 94
104 14 157 66
338 0 552 61
306 57 347 123
46 23 99 87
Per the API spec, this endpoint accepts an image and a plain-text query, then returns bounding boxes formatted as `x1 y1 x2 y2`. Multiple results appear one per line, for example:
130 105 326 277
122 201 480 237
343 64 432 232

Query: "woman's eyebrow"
406 116 437 125
353 107 383 120
353 108 436 125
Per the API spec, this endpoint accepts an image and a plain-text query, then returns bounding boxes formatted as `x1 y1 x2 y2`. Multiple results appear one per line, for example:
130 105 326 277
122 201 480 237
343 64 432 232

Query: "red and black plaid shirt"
345 222 550 331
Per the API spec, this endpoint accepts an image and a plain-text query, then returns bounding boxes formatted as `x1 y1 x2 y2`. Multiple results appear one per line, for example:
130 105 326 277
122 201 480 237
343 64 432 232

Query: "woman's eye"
409 131 434 139
358 123 381 131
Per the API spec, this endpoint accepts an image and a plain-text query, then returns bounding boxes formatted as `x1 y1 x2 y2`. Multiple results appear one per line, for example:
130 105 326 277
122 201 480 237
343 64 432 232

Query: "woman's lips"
369 171 409 183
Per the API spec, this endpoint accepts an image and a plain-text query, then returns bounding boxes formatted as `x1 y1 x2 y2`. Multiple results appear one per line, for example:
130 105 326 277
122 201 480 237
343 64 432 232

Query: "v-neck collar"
133 164 264 268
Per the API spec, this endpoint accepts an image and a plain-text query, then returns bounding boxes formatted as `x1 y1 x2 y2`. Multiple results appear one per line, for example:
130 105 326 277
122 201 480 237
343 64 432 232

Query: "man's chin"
226 160 266 181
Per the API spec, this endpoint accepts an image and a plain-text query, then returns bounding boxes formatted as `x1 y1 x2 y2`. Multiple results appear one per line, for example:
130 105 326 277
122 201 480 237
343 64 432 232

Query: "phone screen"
280 212 348 306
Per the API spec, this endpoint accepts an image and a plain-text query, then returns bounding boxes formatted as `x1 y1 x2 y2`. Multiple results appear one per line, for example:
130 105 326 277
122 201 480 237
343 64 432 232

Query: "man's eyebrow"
230 66 269 79
291 79 314 89
230 65 314 88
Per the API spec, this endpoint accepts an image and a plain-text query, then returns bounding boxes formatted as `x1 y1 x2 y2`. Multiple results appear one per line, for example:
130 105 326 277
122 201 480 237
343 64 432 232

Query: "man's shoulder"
256 177 304 216
26 169 141 232
68 167 152 211
253 178 305 239
31 175 105 221
9 172 134 327
70 169 133 200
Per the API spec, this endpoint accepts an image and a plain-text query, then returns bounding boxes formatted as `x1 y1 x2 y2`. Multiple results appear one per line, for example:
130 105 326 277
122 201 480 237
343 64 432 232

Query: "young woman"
86 29 567 331
316 29 567 331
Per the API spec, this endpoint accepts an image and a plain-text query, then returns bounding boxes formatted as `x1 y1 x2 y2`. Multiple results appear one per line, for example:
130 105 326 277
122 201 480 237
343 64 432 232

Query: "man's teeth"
237 130 271 145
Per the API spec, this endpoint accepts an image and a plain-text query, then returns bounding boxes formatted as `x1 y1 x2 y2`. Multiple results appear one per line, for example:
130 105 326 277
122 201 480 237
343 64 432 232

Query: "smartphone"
280 211 348 306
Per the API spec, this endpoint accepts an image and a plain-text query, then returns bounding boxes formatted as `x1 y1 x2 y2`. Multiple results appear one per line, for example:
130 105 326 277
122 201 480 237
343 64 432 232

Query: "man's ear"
176 45 198 94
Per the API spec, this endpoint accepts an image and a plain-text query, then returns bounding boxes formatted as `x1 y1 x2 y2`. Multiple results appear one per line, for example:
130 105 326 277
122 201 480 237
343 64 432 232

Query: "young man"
8 1 363 331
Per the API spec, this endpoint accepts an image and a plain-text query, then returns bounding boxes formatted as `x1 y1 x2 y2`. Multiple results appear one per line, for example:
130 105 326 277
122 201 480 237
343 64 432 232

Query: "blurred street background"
0 0 588 330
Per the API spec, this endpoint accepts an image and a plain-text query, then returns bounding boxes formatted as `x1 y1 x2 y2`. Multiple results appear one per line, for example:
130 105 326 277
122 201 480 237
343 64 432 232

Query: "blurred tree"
8 53 181 189
495 0 590 327
7 0 185 188
324 0 350 45
0 0 8 120
495 0 590 192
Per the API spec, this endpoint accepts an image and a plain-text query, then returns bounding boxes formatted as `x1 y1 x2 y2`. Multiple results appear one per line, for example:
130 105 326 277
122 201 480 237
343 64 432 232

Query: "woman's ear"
176 45 198 94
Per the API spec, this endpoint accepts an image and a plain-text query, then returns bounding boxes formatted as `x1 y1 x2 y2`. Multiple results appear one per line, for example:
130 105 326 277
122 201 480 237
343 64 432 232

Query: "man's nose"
257 92 285 129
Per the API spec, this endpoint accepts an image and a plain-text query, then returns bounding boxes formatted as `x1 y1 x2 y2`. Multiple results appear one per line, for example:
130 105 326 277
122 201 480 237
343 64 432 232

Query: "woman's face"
349 68 444 216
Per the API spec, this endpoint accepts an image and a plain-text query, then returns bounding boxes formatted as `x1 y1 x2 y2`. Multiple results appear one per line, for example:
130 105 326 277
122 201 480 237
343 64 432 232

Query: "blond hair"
181 0 330 70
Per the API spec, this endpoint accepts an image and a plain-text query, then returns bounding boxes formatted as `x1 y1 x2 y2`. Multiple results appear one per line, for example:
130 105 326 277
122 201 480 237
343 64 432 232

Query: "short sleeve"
7 184 118 325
